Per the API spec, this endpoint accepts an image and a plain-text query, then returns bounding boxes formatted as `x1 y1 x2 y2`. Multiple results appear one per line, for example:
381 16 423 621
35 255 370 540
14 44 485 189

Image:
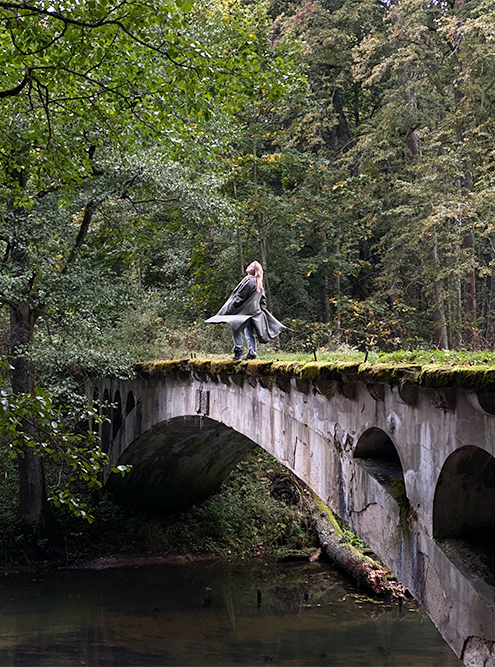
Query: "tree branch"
0 67 31 98
61 199 100 275
7 15 67 57
0 2 197 70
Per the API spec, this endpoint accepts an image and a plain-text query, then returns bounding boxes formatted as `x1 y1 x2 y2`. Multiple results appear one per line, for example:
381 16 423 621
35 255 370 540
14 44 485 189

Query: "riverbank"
0 445 403 603
0 448 319 574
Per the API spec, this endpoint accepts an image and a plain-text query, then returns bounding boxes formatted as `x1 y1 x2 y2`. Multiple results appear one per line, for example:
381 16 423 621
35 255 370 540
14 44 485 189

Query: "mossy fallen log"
310 494 407 600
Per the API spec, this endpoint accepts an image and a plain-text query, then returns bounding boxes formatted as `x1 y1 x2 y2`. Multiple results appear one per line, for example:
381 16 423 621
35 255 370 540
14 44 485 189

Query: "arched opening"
476 392 495 415
91 387 99 435
100 388 111 453
433 446 495 580
354 428 406 501
106 416 257 513
112 390 123 438
125 390 135 416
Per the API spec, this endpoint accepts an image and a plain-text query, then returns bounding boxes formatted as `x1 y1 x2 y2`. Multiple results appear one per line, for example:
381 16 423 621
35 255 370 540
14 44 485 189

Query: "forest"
0 0 495 543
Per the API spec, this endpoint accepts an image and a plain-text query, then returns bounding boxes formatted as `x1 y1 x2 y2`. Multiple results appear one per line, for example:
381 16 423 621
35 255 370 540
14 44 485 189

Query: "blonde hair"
247 261 264 292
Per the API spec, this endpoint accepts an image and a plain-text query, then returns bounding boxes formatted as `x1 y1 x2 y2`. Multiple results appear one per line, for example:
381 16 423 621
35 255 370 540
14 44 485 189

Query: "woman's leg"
232 326 244 360
244 321 257 358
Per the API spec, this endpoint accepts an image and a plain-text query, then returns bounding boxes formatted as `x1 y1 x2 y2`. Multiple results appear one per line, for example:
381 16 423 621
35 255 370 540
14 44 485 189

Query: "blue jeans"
233 320 257 353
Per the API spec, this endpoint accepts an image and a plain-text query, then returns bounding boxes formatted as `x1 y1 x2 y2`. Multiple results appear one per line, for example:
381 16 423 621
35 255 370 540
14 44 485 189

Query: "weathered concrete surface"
91 367 495 666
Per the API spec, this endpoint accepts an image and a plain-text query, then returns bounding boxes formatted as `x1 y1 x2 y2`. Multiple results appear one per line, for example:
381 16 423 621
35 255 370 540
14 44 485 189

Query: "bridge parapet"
90 358 495 666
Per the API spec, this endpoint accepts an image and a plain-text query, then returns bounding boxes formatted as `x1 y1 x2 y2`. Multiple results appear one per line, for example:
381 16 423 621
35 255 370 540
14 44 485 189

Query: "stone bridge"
89 359 495 666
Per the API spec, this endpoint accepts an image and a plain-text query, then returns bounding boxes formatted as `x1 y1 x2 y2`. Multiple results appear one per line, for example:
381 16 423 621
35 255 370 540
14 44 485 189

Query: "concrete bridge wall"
91 365 495 666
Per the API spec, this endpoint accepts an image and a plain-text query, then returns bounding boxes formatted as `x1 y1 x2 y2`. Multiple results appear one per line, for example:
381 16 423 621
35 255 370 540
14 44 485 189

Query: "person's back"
206 260 285 360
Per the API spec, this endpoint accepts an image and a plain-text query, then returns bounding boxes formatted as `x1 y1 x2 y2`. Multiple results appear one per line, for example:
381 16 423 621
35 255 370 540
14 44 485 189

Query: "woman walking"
206 261 285 360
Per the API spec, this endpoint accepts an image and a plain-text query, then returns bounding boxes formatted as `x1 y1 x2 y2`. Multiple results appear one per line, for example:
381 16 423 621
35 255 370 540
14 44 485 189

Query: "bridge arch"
353 427 406 499
91 368 495 661
106 415 257 513
433 445 495 542
112 390 123 439
101 388 111 453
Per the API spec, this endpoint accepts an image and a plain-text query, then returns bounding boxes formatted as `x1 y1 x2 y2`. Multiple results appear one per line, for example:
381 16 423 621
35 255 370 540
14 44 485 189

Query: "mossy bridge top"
90 358 495 667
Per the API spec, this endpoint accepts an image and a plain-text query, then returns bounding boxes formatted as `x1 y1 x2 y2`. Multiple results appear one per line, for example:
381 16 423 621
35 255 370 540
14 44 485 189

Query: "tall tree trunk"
461 227 477 349
10 300 50 541
6 155 56 545
452 4 477 348
319 230 331 323
407 130 449 347
483 261 495 347
333 230 341 338
429 243 449 349
331 88 350 154
232 181 244 277
252 141 272 308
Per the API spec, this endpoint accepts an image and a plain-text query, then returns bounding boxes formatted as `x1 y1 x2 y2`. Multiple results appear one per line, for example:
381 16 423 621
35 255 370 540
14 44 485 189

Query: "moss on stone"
138 356 495 393
358 362 422 386
136 359 188 374
190 358 238 374
417 364 495 391
270 361 301 375
244 360 274 374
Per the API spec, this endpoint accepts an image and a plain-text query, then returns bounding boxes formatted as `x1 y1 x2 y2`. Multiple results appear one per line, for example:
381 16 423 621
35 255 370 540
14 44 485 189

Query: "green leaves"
0 385 126 522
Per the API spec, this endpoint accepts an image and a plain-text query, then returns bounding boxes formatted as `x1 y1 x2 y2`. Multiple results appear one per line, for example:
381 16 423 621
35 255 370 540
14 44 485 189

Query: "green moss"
296 361 360 382
190 358 238 374
270 361 301 375
417 364 495 391
313 494 344 536
357 362 422 385
136 359 188 374
137 355 495 393
244 360 274 374
312 494 376 563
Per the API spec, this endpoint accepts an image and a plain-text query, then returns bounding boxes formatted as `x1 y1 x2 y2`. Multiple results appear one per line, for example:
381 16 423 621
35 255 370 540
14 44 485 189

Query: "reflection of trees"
270 574 343 615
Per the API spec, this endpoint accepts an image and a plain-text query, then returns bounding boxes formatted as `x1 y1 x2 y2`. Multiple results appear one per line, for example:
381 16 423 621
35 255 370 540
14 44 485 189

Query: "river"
0 558 462 666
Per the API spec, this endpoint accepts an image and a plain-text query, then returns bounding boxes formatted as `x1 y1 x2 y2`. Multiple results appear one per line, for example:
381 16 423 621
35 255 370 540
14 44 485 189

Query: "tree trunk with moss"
310 496 406 600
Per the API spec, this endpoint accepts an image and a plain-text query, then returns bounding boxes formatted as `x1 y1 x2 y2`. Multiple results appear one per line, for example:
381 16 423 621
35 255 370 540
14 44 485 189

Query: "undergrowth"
0 448 319 565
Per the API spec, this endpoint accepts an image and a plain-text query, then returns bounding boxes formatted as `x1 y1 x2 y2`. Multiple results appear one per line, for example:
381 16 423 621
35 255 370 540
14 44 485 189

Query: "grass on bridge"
139 347 495 393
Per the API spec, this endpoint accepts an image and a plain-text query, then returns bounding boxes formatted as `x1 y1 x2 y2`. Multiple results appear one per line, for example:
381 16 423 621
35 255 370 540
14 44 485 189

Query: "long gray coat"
205 275 286 344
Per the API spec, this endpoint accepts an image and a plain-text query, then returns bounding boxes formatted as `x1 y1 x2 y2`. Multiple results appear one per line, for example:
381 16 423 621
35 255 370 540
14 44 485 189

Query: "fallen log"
309 493 407 600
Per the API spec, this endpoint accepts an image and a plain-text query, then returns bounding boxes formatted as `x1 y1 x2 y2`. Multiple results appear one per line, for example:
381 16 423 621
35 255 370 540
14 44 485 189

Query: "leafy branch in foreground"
0 383 129 522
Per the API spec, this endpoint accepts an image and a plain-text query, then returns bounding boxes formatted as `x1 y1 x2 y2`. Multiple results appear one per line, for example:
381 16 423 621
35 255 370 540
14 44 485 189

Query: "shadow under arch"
433 445 495 583
353 427 406 499
101 388 111 454
125 390 135 416
112 390 122 439
106 416 257 514
434 446 495 539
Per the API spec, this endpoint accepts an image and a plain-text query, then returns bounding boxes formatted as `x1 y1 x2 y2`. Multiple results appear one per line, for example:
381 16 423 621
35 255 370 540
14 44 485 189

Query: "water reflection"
0 559 462 666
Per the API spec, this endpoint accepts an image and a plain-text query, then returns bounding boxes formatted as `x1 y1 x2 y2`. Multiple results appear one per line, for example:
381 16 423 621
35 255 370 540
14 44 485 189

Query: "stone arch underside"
433 446 495 583
433 445 495 541
106 416 257 513
101 388 111 453
353 427 405 494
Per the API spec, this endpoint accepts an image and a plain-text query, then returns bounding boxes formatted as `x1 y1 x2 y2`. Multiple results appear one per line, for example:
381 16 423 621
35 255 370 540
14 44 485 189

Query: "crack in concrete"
350 501 379 516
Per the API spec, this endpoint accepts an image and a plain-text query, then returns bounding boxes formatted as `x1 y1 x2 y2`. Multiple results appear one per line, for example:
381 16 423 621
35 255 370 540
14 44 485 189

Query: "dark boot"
233 347 243 361
244 349 257 360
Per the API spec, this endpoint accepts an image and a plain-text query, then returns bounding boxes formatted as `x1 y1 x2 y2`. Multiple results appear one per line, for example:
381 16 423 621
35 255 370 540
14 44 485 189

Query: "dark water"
0 559 462 666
